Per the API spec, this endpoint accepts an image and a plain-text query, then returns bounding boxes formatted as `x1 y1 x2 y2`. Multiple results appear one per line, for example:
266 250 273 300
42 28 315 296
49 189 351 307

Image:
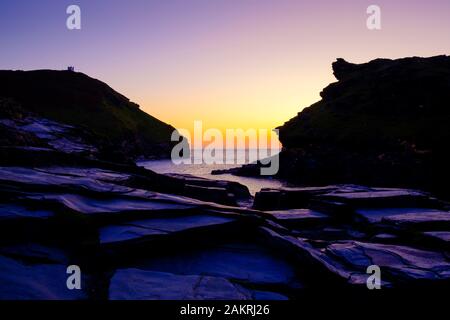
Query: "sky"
1 0 450 144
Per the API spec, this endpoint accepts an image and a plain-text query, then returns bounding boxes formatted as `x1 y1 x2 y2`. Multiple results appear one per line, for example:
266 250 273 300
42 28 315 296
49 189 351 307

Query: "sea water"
138 149 284 195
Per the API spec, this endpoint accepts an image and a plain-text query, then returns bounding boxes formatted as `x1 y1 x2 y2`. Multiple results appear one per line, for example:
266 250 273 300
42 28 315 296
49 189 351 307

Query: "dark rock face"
1 161 449 294
263 209 329 228
1 159 449 299
109 269 252 300
253 185 450 288
0 70 180 160
109 268 288 300
325 241 449 283
0 164 301 299
165 173 251 206
0 255 88 300
99 215 237 245
276 55 450 198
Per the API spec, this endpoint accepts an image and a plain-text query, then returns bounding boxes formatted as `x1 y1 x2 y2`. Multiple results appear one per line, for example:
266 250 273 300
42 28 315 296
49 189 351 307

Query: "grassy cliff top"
0 69 177 158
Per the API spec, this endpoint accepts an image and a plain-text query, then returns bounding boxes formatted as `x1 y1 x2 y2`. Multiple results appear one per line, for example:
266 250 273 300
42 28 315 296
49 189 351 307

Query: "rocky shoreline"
0 160 450 300
0 149 449 299
1 63 449 300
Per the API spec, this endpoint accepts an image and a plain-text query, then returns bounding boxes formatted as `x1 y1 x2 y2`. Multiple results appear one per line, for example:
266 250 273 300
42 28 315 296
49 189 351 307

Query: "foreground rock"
109 269 286 300
1 160 449 299
263 209 329 228
165 173 251 206
260 228 450 287
0 254 88 300
99 214 238 245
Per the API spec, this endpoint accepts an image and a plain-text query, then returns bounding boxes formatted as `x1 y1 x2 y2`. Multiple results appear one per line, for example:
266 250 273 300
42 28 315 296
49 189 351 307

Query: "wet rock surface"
0 115 99 158
326 241 450 283
263 209 329 228
0 254 89 300
110 269 261 300
99 215 237 245
1 160 449 299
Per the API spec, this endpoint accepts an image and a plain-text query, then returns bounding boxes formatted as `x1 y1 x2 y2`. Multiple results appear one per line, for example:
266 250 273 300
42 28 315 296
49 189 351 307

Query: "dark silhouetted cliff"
276 55 450 197
0 70 178 161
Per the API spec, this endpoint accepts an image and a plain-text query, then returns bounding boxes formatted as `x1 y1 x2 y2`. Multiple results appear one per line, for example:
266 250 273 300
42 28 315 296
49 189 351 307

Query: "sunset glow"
1 0 450 141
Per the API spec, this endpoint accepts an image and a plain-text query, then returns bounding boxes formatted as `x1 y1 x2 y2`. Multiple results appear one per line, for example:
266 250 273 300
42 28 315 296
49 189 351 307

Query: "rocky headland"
215 55 450 200
0 70 179 162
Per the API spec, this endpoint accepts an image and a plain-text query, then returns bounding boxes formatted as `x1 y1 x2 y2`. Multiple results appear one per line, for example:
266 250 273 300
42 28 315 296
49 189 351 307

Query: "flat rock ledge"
0 165 449 299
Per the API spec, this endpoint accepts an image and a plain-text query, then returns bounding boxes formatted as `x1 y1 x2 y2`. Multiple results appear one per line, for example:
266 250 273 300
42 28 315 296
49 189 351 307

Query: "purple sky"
1 0 449 135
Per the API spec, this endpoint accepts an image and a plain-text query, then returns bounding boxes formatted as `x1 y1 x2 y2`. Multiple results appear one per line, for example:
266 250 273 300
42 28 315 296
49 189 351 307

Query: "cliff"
0 70 178 161
277 55 450 197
